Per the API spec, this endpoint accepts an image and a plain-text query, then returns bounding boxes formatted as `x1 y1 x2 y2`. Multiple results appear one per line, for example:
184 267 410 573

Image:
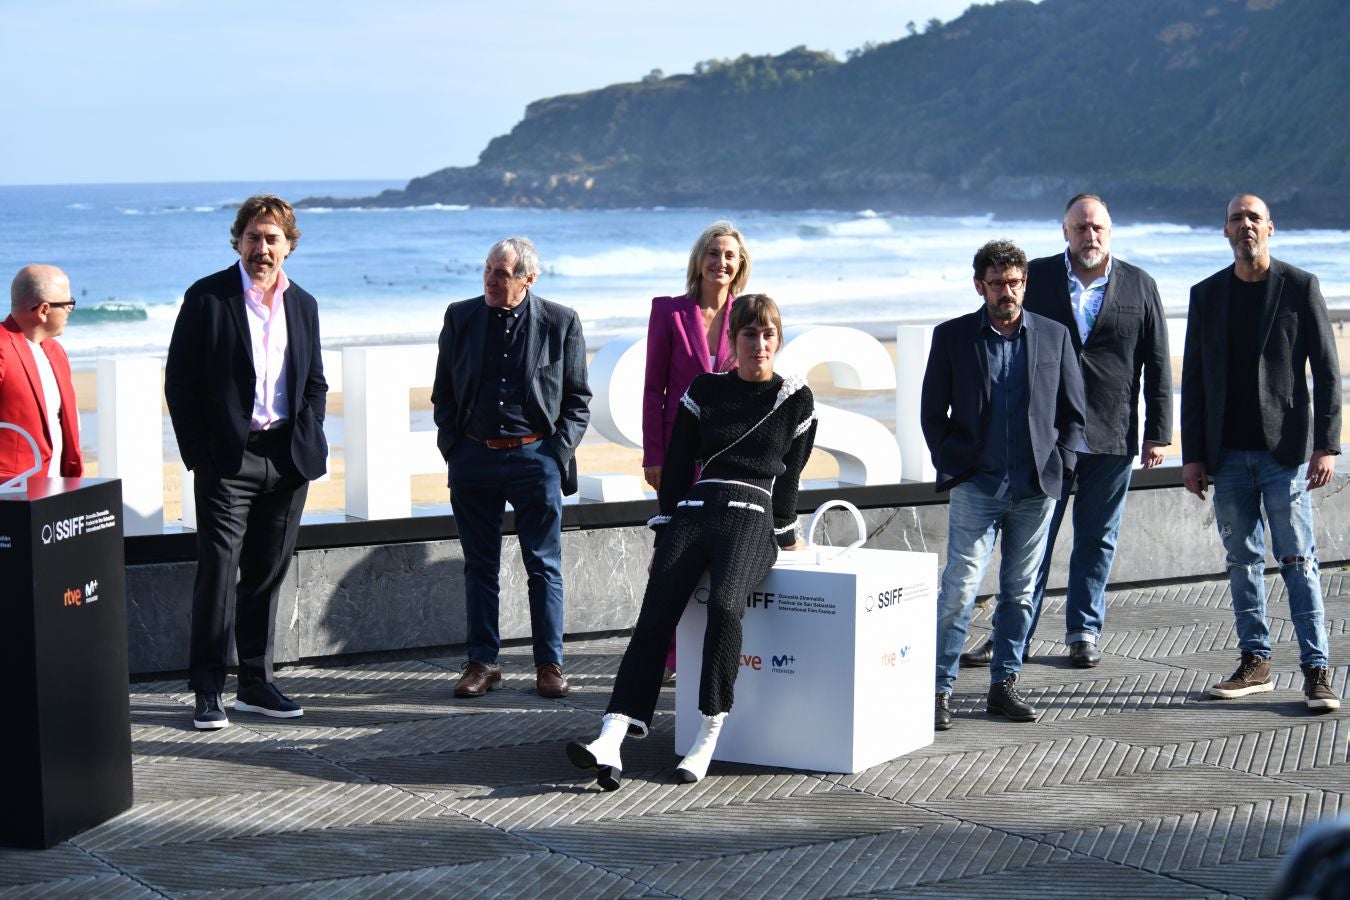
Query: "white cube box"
675 547 938 774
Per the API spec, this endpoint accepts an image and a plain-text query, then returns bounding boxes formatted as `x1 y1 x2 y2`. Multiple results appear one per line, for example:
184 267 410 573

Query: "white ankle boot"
676 712 726 783
566 713 629 791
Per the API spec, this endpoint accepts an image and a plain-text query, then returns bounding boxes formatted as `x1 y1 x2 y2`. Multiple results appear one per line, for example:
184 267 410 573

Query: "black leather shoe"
987 675 1039 722
960 640 994 668
935 693 953 731
1069 640 1101 668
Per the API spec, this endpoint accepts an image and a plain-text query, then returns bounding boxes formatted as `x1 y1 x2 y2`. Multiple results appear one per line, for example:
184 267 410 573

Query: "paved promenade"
3 574 1347 898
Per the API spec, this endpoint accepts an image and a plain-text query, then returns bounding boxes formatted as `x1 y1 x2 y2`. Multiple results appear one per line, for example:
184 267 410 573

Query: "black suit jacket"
921 308 1086 498
1023 254 1172 456
1181 257 1340 471
431 290 592 495
165 264 329 480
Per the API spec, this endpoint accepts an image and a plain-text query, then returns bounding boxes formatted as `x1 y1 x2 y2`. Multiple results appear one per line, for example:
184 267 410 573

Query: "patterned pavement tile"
0 874 163 899
72 783 446 853
184 853 662 899
851 857 1240 899
130 750 368 803
621 822 1070 899
920 764 1322 837
517 790 950 868
444 772 834 830
0 844 118 888
103 816 538 894
1041 790 1347 871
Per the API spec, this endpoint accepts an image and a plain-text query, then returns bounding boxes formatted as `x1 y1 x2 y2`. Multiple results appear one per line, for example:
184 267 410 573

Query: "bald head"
1223 194 1274 269
1062 194 1112 276
11 265 71 313
9 265 74 340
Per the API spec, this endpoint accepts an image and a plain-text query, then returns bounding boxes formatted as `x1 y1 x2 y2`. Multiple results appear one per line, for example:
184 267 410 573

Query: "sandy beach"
69 332 1350 523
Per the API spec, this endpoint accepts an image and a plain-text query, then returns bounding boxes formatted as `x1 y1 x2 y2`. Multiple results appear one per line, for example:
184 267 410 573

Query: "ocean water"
3 180 1349 364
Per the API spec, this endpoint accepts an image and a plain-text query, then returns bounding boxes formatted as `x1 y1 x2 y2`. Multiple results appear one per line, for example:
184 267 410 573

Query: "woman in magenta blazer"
642 221 753 492
643 221 752 679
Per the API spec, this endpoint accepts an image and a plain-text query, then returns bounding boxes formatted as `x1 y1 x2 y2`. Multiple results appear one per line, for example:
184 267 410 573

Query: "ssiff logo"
43 515 85 545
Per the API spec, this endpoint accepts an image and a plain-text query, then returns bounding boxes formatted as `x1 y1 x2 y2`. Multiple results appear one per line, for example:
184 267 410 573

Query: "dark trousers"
188 428 308 692
607 481 779 729
449 439 565 666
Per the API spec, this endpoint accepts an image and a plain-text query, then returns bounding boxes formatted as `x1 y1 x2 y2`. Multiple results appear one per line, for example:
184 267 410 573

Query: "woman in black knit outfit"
568 294 817 791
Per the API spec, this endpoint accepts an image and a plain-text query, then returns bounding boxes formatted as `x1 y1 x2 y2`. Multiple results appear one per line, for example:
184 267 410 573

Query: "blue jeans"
449 439 565 666
1025 453 1135 646
936 482 1056 695
1211 450 1329 668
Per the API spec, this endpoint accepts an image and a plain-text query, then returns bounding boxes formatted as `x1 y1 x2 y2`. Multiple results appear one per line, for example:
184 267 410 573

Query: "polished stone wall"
124 480 1350 676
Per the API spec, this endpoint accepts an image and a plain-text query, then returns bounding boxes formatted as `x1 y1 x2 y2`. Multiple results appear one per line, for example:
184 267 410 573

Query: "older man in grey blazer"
922 239 1085 730
1181 194 1340 714
432 237 591 701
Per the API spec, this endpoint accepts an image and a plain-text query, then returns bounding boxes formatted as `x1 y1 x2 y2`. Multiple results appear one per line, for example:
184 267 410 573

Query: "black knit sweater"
652 370 817 548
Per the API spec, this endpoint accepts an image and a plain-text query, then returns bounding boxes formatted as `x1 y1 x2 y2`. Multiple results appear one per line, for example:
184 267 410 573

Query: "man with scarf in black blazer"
432 237 591 701
1182 194 1340 713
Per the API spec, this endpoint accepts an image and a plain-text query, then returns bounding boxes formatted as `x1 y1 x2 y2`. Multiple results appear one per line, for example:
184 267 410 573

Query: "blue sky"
1 0 985 185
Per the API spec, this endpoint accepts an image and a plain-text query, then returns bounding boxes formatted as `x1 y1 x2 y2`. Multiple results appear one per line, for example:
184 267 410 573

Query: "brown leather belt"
467 432 546 450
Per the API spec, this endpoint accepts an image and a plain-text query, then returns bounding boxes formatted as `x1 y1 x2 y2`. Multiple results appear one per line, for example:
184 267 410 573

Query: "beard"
988 300 1020 322
1230 236 1263 262
1074 246 1107 270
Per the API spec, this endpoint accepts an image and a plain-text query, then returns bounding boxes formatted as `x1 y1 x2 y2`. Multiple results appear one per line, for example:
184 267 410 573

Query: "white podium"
675 538 937 774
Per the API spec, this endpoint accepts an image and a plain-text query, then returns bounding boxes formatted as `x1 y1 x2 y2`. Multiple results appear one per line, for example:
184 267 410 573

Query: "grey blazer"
431 289 592 495
921 308 1086 499
1181 257 1341 472
1023 254 1171 456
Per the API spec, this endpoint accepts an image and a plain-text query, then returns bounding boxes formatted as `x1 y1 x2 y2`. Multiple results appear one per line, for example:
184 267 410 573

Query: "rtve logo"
740 654 763 670
62 579 99 608
879 645 913 667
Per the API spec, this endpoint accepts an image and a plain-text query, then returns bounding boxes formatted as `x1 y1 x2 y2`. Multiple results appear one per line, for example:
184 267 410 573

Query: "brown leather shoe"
536 662 570 698
453 660 502 698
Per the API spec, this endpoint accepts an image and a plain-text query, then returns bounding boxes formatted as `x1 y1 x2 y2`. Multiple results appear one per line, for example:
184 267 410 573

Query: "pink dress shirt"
239 261 292 431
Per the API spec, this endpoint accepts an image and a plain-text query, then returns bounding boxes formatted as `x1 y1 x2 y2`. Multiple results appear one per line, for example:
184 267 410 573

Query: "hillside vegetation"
307 0 1350 224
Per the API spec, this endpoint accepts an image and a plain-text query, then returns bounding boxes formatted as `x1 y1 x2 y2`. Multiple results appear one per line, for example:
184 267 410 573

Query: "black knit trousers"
607 481 780 729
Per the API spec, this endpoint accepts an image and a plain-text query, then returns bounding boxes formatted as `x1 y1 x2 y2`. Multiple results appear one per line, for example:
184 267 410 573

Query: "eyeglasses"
31 299 77 311
980 278 1025 292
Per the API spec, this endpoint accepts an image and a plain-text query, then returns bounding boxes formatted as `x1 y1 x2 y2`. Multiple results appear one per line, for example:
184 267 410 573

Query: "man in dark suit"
961 194 1172 669
1182 194 1340 713
432 237 591 700
165 195 328 730
1 265 82 482
922 239 1085 730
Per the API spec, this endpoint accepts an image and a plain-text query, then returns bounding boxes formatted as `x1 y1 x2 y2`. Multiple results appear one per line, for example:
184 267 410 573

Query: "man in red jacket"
0 264 82 481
